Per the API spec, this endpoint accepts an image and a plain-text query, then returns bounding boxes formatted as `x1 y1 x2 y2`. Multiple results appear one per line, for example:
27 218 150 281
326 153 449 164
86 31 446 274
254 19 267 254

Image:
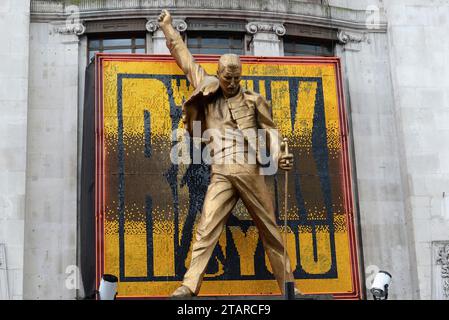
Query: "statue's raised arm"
158 10 207 89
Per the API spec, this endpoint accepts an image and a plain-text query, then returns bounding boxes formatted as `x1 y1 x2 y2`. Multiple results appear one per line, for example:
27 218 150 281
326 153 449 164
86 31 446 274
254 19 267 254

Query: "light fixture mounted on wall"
98 274 118 300
370 271 392 300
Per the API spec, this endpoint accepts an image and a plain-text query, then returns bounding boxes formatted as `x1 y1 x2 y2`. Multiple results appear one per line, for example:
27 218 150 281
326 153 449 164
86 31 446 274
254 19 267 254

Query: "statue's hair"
218 54 241 73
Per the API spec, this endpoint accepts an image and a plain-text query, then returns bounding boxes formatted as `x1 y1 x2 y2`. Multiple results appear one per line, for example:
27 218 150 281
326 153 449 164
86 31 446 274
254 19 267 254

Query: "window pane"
187 37 199 46
89 40 100 49
321 45 333 56
201 48 229 55
88 35 146 62
103 38 132 47
298 43 319 53
283 42 295 51
231 38 243 47
284 38 334 56
187 33 244 55
230 48 244 54
135 38 145 46
202 37 228 46
103 48 132 53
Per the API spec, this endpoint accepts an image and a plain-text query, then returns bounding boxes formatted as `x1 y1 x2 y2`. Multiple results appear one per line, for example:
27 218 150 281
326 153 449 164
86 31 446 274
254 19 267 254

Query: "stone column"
245 22 286 56
146 19 188 54
23 18 84 299
337 28 420 299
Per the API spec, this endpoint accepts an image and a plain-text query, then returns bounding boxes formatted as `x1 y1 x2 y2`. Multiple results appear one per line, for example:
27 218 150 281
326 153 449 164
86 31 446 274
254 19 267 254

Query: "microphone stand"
283 138 295 300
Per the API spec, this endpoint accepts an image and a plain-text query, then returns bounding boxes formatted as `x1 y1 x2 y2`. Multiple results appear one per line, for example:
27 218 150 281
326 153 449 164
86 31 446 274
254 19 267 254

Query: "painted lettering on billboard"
95 55 361 298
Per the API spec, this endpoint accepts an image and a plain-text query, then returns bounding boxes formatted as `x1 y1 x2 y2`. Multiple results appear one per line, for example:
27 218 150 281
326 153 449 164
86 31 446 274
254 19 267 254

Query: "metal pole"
282 138 295 299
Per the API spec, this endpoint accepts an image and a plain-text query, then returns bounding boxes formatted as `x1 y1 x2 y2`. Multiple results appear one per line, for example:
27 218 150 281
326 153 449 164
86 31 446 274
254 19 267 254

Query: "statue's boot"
171 285 195 298
294 288 304 296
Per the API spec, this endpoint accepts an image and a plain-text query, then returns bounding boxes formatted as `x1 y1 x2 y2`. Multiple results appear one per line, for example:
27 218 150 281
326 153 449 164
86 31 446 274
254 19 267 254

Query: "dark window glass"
135 38 145 46
231 38 243 48
187 37 199 46
89 40 100 49
88 34 146 62
103 48 133 53
202 38 225 46
187 32 244 55
283 37 334 57
102 38 132 47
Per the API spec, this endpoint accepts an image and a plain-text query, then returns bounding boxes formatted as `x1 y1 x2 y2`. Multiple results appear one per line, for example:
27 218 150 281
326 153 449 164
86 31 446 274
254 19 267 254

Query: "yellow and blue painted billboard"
95 54 362 298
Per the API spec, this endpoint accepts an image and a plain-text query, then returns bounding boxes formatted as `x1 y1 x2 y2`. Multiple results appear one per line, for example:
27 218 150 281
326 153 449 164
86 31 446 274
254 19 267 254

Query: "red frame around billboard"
94 53 363 299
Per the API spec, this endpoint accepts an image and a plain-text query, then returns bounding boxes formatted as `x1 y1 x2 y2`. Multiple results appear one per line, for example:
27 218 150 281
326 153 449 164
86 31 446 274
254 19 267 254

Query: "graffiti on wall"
95 54 361 298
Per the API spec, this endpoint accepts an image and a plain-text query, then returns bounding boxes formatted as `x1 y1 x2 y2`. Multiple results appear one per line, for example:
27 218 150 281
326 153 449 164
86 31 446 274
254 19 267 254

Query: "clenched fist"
158 9 172 28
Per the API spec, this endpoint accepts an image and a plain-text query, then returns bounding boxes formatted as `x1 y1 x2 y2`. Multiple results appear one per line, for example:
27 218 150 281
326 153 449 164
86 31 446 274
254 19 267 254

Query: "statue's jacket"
165 31 283 168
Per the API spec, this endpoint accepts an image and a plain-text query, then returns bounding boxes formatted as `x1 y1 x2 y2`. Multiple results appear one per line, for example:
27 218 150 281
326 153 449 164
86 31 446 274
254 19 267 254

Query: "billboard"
94 54 362 298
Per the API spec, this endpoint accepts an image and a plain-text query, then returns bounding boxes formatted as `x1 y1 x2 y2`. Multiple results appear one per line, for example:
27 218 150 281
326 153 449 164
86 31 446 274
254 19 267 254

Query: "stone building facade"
0 0 448 299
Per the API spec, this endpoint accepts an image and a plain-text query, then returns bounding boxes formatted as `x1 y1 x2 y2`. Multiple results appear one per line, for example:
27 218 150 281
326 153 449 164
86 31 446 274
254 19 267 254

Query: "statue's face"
218 66 241 98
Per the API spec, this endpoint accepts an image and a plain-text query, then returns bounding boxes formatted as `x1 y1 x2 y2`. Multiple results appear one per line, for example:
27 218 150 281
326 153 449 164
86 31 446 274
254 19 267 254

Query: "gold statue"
158 9 300 298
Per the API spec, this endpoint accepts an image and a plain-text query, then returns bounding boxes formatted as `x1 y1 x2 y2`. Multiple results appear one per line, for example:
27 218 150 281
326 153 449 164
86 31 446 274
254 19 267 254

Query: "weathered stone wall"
384 0 449 299
0 0 30 300
24 21 79 299
338 31 418 299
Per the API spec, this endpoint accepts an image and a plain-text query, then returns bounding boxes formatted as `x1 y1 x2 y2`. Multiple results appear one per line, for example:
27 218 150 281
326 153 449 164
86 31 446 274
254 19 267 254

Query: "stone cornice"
30 0 388 33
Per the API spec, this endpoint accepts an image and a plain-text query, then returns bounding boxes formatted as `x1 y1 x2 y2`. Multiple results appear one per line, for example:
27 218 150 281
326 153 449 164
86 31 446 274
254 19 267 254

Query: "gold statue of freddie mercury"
158 9 300 298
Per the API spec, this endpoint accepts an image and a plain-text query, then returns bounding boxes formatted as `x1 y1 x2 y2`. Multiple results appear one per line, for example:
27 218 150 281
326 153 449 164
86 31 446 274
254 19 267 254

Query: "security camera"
98 274 118 300
370 271 392 300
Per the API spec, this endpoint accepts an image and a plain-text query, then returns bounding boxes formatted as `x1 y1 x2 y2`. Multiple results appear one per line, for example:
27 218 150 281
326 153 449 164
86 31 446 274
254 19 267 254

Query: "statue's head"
217 54 242 98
